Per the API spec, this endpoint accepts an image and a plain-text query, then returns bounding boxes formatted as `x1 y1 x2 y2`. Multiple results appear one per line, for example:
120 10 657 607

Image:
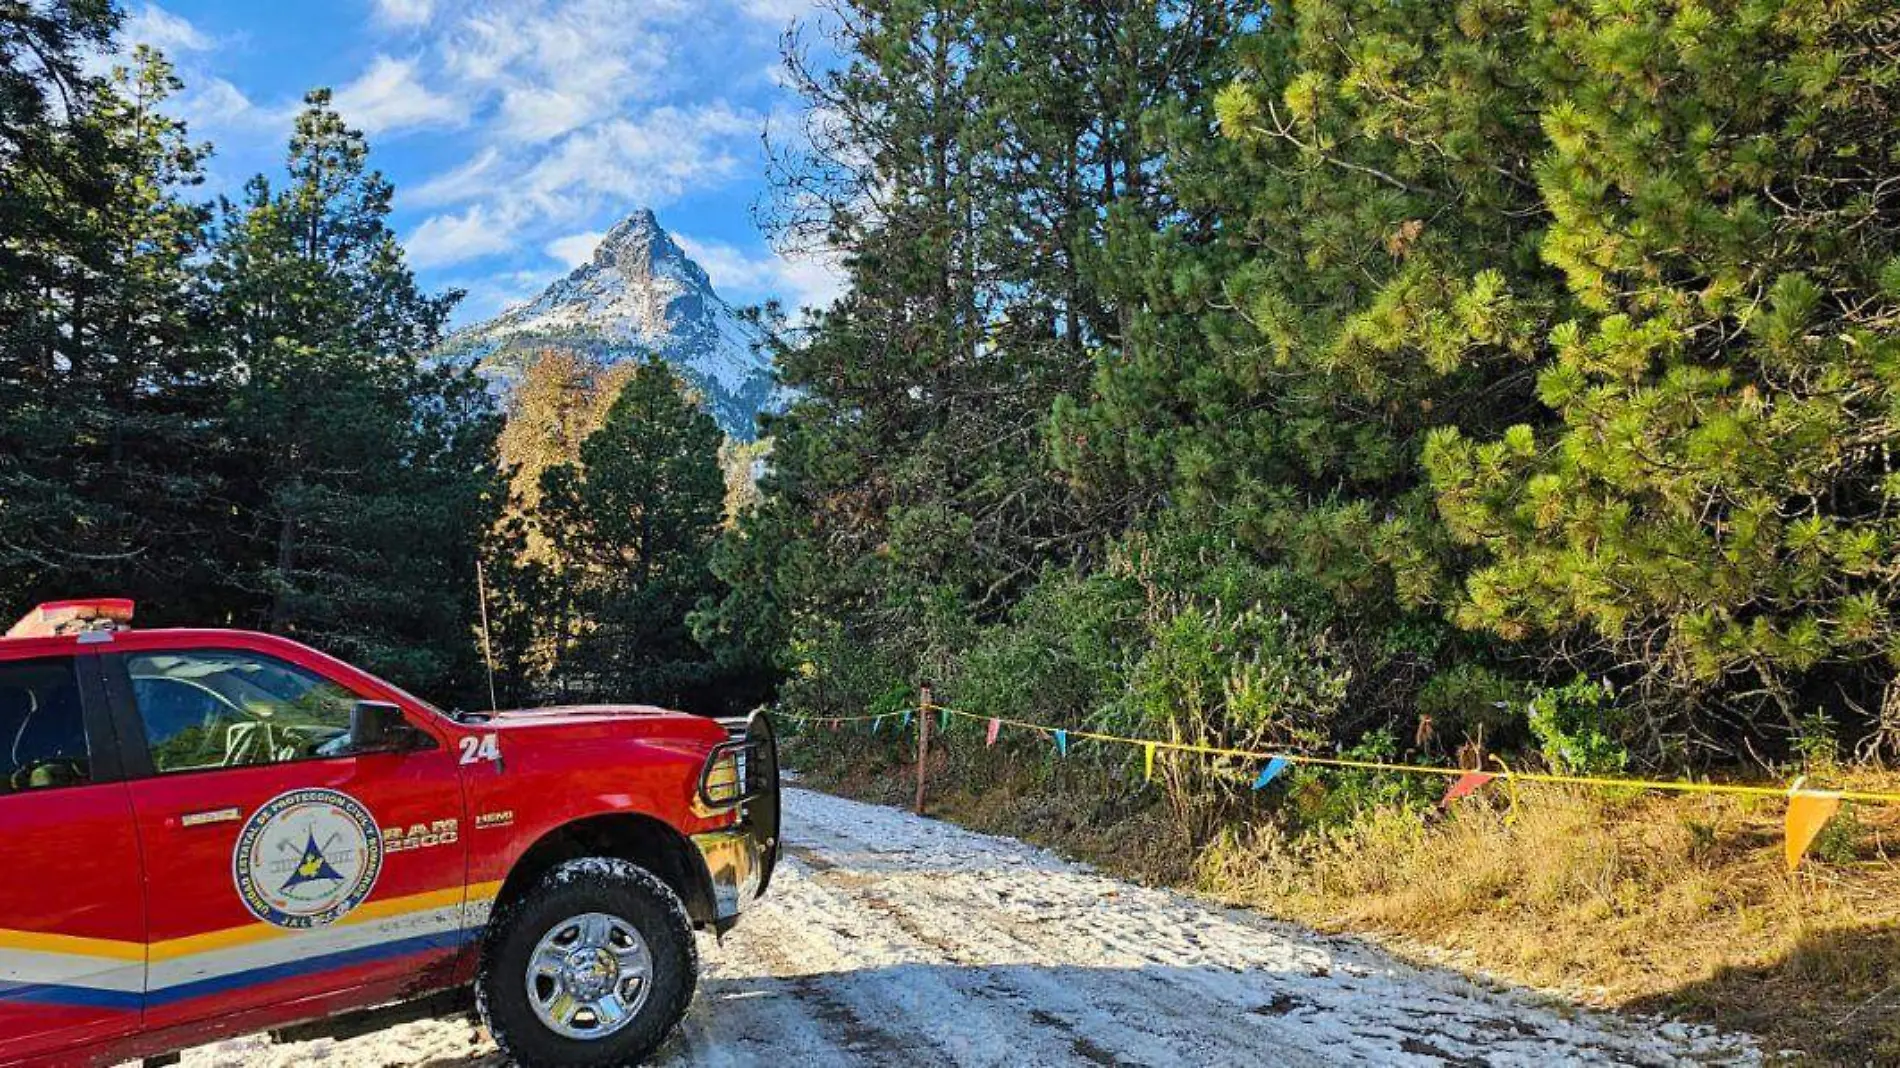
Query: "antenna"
475 559 499 712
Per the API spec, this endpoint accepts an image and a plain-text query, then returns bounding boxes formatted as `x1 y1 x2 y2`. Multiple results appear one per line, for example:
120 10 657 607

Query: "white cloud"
740 0 813 24
405 147 503 208
446 267 563 321
773 251 850 312
675 233 847 312
174 76 265 129
333 55 467 136
123 4 214 54
370 1 792 280
375 0 436 27
407 102 759 262
441 0 680 145
157 74 301 145
515 105 756 208
406 204 520 268
497 86 596 144
545 230 606 268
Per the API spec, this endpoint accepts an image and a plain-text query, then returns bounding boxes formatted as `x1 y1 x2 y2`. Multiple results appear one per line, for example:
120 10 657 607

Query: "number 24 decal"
459 734 501 765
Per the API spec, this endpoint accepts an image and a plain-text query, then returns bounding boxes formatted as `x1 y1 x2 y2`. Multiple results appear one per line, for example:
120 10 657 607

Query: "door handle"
176 806 243 828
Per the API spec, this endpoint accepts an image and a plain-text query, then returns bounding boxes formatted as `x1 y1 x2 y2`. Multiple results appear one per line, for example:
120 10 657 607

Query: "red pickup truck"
0 600 779 1067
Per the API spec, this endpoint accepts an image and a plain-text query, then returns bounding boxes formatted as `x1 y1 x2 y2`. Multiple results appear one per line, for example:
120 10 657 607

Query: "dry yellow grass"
792 736 1900 1065
1194 781 1900 1063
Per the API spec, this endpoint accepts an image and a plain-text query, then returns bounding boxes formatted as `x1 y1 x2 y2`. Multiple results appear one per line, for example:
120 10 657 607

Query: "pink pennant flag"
986 718 1001 747
1440 771 1495 806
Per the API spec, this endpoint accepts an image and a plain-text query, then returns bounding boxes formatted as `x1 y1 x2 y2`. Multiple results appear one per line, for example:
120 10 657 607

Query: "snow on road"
184 788 1759 1067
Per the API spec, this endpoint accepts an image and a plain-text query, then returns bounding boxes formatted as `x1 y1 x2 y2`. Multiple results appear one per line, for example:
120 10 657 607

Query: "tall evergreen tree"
494 350 634 562
537 358 748 710
1423 0 1900 753
480 350 637 702
0 2 117 241
207 90 502 698
723 0 1254 714
0 43 226 618
1048 0 1561 744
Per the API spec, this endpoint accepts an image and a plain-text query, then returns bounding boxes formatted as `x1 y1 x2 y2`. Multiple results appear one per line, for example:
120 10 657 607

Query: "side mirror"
349 700 416 754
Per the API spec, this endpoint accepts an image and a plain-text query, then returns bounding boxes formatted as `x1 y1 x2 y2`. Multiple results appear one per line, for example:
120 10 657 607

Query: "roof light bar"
6 599 136 639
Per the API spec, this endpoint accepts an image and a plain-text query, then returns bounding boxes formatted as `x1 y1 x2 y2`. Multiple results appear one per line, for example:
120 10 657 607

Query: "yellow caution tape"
910 704 1900 806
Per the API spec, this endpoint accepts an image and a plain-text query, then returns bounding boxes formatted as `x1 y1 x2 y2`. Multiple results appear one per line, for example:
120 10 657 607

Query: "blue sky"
115 0 840 327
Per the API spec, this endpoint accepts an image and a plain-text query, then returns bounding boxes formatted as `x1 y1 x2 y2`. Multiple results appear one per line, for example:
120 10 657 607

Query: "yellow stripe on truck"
2 880 505 967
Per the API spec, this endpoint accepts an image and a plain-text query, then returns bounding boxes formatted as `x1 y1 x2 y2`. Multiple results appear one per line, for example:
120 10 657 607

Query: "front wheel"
478 858 697 1067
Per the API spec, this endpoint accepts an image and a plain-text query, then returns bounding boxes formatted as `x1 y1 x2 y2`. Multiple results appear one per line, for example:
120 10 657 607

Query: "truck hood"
466 704 733 750
482 699 725 741
487 703 689 725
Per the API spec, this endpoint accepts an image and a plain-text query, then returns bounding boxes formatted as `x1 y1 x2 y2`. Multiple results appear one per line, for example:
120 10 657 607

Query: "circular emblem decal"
233 788 384 929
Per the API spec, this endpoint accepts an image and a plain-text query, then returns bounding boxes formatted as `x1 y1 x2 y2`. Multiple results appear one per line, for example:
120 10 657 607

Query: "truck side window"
0 657 90 793
129 650 362 773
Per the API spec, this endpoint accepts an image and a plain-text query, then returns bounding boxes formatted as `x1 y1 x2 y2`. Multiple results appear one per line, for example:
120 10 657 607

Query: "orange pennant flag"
1786 787 1843 872
986 718 1001 747
1440 771 1495 807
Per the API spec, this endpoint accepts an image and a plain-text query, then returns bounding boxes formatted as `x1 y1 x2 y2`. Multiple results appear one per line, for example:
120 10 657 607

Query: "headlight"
698 741 754 810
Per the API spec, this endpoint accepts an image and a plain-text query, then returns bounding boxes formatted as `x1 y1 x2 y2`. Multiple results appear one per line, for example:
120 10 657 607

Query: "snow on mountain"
440 210 780 439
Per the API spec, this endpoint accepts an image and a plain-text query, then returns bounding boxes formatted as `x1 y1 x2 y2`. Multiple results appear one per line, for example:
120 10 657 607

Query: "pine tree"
1045 0 1563 740
536 358 748 710
724 0 1254 714
480 349 634 697
0 2 118 246
1423 0 1900 750
207 90 502 699
0 44 226 617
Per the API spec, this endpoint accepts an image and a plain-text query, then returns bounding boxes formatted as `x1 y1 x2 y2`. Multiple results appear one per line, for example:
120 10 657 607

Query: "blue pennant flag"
1054 729 1069 757
1253 757 1289 790
900 709 912 731
872 715 884 734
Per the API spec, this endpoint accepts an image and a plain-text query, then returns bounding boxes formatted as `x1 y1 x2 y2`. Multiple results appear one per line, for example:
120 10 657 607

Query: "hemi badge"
180 807 242 827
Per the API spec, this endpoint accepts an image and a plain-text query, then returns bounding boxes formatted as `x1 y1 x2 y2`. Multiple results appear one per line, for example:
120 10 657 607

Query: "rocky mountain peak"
592 210 702 281
440 209 781 440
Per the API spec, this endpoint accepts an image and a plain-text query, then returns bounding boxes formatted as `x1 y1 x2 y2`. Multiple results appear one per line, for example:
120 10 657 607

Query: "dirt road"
184 788 1757 1067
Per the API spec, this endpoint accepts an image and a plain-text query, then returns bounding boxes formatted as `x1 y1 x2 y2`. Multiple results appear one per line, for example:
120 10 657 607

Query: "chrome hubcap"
525 912 652 1040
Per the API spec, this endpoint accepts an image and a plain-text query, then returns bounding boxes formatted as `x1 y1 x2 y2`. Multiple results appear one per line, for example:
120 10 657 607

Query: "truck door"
107 644 469 1040
0 652 145 1063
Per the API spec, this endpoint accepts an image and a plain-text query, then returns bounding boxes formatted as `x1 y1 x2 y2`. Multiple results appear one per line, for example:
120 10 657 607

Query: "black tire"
478 858 698 1067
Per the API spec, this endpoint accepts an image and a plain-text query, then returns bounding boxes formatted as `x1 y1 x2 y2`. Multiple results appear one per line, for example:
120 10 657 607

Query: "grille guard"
702 710 779 900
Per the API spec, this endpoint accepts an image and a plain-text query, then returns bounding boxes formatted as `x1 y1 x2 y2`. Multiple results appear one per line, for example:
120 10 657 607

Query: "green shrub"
1793 710 1840 772
1811 805 1865 866
1289 729 1438 829
1416 664 1527 742
943 565 1139 730
1114 601 1349 745
780 622 914 720
1527 676 1630 776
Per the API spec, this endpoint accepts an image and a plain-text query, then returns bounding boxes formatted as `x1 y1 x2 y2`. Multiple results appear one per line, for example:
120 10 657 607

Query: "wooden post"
915 685 932 816
474 559 499 712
